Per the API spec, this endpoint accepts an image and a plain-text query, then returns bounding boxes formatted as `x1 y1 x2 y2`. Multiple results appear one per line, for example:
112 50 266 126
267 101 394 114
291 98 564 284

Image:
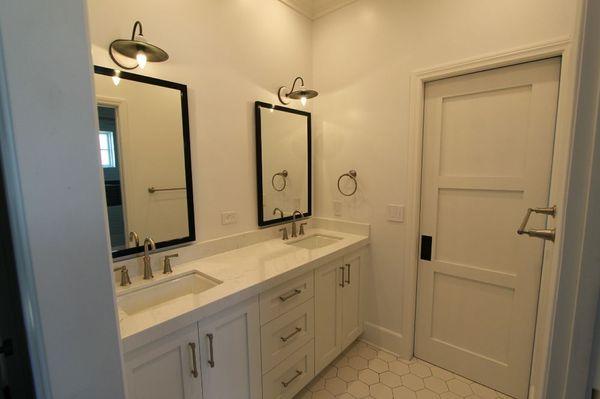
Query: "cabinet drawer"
262 340 315 399
260 272 314 324
261 299 314 373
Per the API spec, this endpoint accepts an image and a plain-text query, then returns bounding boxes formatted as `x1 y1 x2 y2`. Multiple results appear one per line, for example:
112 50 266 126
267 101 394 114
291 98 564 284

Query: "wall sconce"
278 77 318 106
109 21 169 70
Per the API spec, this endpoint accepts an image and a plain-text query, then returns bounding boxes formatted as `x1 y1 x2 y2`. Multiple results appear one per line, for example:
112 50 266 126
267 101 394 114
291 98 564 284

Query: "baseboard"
362 321 411 360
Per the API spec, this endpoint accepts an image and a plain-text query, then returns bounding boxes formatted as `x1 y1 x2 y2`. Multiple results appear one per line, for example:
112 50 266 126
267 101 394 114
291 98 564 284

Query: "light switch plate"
387 204 404 222
333 200 342 216
221 211 238 225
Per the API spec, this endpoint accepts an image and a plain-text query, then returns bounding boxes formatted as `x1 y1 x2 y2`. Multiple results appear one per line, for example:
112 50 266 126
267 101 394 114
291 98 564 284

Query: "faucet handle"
299 223 307 236
113 265 132 287
163 253 179 274
279 227 289 241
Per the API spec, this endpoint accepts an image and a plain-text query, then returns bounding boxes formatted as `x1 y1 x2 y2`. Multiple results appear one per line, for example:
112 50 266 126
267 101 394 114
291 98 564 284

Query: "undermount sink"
117 271 222 316
287 234 343 249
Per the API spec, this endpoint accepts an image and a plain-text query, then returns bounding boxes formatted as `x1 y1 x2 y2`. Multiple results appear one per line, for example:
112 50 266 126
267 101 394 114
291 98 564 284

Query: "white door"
314 259 343 374
124 324 203 399
341 251 362 347
415 58 560 398
198 297 262 399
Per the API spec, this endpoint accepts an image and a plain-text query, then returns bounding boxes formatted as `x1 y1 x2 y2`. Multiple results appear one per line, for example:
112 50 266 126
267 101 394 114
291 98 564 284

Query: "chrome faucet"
291 210 303 238
273 207 285 221
143 237 156 280
129 231 140 247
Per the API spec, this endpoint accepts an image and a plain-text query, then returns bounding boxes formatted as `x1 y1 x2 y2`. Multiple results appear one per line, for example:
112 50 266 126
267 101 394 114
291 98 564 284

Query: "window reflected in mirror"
94 66 194 258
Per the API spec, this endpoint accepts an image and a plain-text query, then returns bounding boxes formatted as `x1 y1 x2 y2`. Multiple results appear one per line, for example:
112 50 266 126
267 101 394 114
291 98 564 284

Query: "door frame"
403 36 584 399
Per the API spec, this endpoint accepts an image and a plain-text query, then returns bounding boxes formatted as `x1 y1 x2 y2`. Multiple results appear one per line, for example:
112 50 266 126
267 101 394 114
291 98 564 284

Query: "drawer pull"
188 342 199 378
280 327 302 342
206 333 215 368
345 263 351 285
281 370 303 387
339 266 345 287
279 289 302 302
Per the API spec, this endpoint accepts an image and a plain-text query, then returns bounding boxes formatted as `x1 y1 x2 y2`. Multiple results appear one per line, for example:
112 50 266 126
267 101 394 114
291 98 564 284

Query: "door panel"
341 252 362 347
415 58 561 399
198 297 262 399
314 260 343 374
124 324 202 399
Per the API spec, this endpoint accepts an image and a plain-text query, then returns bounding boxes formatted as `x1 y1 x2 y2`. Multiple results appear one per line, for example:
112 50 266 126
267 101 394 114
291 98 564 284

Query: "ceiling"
279 0 359 20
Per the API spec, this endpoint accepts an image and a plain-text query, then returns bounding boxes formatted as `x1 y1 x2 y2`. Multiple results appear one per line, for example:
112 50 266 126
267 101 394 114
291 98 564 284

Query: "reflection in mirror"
255 102 311 226
94 66 194 258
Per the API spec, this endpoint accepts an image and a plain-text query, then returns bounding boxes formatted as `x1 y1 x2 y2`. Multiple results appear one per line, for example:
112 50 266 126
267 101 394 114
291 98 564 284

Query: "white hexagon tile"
294 340 514 399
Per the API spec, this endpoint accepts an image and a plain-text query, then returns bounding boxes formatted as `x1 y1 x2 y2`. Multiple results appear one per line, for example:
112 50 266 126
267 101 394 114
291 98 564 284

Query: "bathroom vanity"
116 226 369 399
94 65 369 398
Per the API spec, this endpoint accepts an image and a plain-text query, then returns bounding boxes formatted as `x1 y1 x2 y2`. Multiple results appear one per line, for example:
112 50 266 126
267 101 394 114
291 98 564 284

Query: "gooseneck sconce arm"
109 21 169 71
278 76 319 106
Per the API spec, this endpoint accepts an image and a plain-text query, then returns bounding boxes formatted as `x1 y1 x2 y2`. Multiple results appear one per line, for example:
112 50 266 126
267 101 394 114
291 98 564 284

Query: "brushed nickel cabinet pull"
339 266 345 287
206 333 215 368
280 327 302 342
188 342 199 378
345 263 351 285
281 370 303 387
517 205 556 241
279 289 301 302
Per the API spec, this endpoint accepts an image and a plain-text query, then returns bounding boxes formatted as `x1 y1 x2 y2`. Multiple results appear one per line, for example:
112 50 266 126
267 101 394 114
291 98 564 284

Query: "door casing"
403 37 584 399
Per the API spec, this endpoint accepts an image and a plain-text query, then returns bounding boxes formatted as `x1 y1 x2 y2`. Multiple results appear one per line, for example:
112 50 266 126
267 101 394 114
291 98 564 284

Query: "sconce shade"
278 76 318 105
111 39 168 62
288 89 318 99
109 21 168 70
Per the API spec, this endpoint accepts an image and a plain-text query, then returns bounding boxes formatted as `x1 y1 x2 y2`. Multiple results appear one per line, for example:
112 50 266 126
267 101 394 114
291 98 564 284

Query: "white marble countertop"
117 228 369 352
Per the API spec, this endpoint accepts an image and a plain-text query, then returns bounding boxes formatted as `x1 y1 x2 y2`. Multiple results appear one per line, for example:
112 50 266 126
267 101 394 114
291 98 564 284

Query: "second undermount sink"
117 271 222 316
287 234 343 249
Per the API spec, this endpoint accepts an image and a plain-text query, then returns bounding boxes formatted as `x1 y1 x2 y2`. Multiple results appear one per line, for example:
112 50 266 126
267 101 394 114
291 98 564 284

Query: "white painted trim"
278 0 359 20
362 321 404 357
403 37 583 399
0 25 52 399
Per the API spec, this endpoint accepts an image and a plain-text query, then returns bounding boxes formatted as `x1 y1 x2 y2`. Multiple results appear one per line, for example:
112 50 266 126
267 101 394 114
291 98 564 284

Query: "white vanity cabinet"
123 324 203 399
314 250 364 373
197 297 262 399
123 297 261 399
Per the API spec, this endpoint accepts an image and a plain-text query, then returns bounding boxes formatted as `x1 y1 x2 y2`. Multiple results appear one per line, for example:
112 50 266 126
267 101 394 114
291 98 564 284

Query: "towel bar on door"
148 186 186 194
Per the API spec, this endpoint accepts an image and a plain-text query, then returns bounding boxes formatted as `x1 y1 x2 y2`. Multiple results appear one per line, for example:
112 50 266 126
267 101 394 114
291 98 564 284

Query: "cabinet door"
314 259 343 374
124 324 203 399
341 251 363 348
198 297 262 399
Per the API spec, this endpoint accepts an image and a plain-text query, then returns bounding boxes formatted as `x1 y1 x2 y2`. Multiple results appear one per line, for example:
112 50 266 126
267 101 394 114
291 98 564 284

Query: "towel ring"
338 170 358 196
271 170 288 192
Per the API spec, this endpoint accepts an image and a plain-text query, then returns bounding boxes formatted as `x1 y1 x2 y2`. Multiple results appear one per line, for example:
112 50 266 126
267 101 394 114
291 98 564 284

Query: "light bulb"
300 96 307 106
112 70 121 86
136 51 147 69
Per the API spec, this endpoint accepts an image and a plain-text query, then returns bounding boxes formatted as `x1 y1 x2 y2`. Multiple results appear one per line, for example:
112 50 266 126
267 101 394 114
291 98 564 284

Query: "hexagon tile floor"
295 340 513 399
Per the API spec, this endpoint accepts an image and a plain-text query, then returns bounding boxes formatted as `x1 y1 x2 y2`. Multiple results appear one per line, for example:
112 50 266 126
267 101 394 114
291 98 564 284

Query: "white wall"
0 0 126 397
87 0 313 243
312 0 579 355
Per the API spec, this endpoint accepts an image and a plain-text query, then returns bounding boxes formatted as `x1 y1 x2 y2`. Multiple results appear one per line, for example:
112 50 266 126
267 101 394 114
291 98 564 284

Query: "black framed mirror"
255 101 311 227
94 66 195 258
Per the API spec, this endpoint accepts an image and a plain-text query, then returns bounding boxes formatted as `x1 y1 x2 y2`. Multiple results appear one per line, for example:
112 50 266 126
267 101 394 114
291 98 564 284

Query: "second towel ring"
272 170 288 192
338 170 358 196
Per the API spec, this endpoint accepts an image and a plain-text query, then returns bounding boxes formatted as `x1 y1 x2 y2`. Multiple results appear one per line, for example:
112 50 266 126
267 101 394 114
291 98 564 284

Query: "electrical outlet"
387 204 404 222
333 200 342 216
221 211 238 225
